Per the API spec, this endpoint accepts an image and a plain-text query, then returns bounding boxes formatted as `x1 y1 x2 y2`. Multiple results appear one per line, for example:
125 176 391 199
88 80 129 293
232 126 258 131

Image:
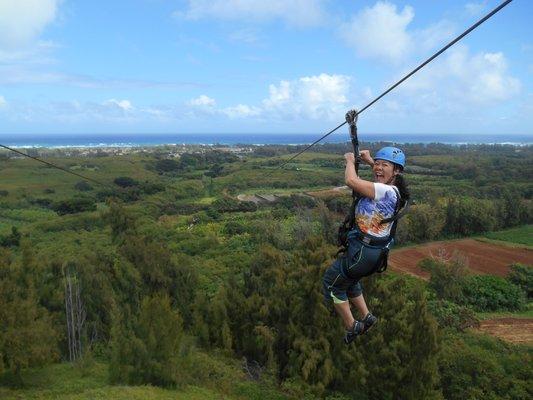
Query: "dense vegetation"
0 143 531 399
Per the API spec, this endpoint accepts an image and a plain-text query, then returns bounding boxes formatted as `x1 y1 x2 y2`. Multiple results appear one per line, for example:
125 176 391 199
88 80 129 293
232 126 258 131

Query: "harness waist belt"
355 232 389 246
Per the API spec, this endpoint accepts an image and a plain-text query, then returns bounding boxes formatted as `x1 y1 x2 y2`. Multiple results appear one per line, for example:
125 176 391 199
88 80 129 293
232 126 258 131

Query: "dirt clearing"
389 238 532 279
476 318 533 345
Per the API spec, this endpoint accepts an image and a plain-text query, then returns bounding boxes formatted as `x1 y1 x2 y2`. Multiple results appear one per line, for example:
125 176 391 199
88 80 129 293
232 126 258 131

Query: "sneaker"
343 320 364 345
361 313 377 334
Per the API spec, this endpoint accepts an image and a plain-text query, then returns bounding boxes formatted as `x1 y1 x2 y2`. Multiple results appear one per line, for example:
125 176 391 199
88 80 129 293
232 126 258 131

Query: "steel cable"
272 0 513 171
0 1 513 185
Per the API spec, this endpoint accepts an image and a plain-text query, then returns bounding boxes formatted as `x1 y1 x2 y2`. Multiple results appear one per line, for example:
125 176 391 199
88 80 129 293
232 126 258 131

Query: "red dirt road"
388 239 533 345
477 318 533 345
389 238 532 279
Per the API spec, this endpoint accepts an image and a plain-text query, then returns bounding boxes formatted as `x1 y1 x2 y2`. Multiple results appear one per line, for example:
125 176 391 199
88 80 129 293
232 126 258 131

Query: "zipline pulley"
337 109 361 251
345 109 360 200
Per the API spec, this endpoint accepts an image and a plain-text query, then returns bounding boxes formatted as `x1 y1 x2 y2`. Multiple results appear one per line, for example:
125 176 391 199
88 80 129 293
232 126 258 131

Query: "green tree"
439 333 532 400
0 249 58 384
109 294 186 387
405 203 445 242
507 263 533 299
221 237 442 398
445 197 497 236
420 257 468 302
103 200 137 242
119 235 197 327
357 278 441 400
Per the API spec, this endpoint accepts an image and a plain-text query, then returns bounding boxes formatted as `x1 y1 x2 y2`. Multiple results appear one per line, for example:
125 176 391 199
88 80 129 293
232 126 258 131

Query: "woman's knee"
347 281 363 298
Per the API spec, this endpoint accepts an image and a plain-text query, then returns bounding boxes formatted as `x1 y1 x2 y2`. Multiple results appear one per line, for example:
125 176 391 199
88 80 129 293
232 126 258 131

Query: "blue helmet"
374 146 406 169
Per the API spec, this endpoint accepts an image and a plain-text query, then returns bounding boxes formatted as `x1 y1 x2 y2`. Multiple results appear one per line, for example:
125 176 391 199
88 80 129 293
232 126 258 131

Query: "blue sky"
0 0 531 136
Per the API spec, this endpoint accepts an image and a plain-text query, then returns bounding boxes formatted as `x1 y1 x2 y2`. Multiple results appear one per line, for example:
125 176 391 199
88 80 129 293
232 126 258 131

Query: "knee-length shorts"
322 233 387 304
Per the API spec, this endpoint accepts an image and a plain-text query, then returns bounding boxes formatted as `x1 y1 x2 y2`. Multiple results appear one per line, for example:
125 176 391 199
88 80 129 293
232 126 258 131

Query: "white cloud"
465 1 488 17
0 1 62 89
223 104 261 119
0 0 59 49
417 20 456 52
263 80 292 108
0 95 7 108
262 73 351 119
340 1 414 64
395 46 521 113
175 0 327 27
468 52 521 103
179 73 351 121
188 94 216 107
182 73 351 121
103 99 134 112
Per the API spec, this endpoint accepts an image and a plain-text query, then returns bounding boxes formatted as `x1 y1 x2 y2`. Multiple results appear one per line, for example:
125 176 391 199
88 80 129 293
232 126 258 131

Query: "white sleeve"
373 183 397 201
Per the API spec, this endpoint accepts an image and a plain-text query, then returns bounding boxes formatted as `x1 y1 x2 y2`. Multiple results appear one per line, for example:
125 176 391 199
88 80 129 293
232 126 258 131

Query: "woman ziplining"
266 0 513 345
323 143 409 344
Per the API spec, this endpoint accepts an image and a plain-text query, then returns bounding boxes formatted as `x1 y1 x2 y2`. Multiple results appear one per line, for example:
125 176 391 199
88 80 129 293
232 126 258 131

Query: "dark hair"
394 172 410 208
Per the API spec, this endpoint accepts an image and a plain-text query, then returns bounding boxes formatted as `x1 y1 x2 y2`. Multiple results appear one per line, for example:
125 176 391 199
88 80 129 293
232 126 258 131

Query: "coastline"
1 132 532 149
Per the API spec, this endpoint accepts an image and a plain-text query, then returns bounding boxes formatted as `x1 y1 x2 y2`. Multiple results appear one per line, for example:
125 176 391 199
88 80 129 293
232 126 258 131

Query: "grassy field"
0 354 293 400
483 225 533 247
477 307 533 320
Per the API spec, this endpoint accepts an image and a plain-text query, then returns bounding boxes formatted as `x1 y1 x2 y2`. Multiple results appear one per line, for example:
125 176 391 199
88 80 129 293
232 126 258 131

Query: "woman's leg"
333 301 356 330
349 294 369 319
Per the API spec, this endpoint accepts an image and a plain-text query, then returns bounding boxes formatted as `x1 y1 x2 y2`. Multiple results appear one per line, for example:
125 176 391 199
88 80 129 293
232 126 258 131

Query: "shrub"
0 190 8 197
275 194 316 210
507 263 533 299
159 202 205 215
224 220 247 235
439 332 532 400
0 227 21 247
32 198 52 208
52 197 97 215
96 188 140 203
174 180 205 200
74 181 93 191
154 159 181 173
139 181 165 195
113 176 139 188
427 300 479 332
325 196 351 214
213 197 257 213
461 275 526 312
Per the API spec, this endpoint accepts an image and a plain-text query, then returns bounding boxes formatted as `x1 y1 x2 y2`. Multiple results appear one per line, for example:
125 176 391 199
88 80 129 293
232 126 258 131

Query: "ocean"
0 133 531 148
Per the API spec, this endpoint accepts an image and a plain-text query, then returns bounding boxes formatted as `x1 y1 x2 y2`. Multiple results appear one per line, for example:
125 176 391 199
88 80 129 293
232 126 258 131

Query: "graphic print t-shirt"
355 183 399 238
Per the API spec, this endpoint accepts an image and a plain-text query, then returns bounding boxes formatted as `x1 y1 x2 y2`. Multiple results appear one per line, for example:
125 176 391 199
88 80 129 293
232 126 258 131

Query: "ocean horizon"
0 132 532 148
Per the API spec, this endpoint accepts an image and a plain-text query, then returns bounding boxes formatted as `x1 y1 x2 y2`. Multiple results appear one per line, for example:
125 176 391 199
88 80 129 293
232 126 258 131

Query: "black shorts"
323 231 387 303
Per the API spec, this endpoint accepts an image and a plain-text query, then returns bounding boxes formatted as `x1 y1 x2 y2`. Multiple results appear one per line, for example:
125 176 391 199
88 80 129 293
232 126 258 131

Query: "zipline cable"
0 143 113 189
0 143 169 210
0 1 513 185
273 0 513 171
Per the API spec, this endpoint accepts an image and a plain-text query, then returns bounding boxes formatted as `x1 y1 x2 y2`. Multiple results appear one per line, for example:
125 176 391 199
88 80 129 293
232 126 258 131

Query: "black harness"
336 110 409 273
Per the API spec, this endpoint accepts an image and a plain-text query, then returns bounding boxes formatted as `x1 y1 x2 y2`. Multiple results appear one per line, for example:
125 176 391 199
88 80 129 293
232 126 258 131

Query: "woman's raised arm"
344 153 375 199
